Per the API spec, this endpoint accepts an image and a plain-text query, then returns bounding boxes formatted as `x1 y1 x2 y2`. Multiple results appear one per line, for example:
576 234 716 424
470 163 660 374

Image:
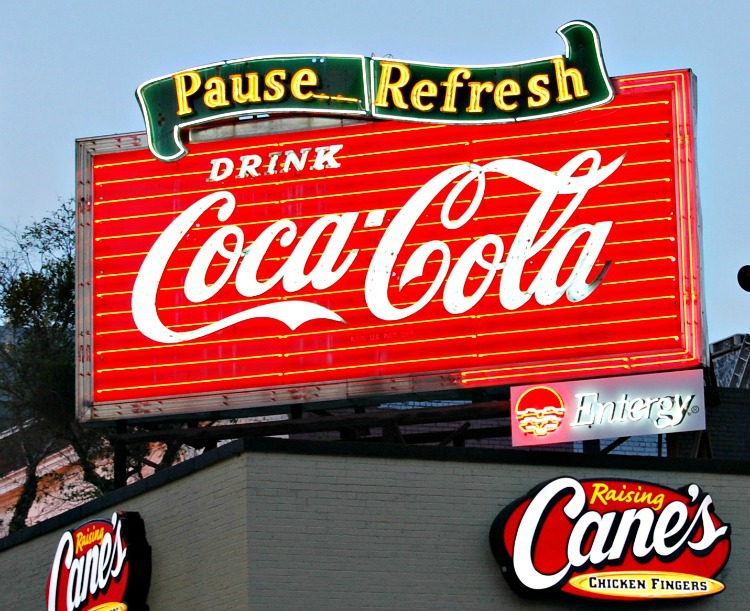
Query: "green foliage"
18 199 75 263
0 199 179 533
2 259 75 331
0 199 76 429
0 199 100 533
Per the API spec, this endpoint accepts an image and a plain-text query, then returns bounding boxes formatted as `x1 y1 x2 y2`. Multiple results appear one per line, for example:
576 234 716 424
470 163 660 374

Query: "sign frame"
77 70 705 423
510 369 706 446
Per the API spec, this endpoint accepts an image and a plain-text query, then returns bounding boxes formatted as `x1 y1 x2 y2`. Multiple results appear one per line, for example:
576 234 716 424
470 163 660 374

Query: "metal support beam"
110 401 509 445
438 422 471 447
600 437 629 454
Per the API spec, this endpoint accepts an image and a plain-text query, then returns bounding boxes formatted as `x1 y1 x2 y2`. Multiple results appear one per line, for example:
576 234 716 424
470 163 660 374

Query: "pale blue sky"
1 0 748 342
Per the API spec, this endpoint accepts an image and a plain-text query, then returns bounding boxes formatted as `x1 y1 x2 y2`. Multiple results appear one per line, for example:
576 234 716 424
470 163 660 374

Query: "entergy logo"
514 386 566 438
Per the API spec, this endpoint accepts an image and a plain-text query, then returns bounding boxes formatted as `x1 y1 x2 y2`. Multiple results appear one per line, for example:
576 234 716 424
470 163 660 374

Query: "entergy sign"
511 369 706 446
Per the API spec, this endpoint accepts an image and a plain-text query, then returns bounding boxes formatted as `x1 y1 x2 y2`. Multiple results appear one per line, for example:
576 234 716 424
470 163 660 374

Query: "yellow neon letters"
373 58 589 116
173 67 321 115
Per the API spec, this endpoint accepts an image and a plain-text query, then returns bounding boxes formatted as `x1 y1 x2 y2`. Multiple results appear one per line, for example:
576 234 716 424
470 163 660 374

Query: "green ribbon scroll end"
370 20 613 123
136 55 369 162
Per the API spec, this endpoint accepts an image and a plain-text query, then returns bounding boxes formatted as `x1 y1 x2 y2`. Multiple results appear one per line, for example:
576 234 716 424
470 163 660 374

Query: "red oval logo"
490 478 731 602
46 512 150 611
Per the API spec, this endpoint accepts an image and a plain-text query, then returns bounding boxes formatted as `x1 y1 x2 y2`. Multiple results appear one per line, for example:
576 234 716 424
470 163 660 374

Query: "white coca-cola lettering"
131 192 346 343
512 478 728 592
365 150 621 319
47 512 127 611
132 150 623 343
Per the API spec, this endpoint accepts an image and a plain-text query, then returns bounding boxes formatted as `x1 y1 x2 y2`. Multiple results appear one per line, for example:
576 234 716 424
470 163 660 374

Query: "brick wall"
1 444 251 611
2 439 748 610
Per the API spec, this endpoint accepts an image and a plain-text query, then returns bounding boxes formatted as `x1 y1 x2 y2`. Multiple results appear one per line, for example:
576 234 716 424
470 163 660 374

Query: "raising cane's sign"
489 478 731 601
46 512 151 611
77 24 704 421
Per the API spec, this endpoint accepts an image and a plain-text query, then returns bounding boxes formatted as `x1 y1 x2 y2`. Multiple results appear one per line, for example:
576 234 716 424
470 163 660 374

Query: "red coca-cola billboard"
46 512 151 611
77 69 703 421
489 477 731 601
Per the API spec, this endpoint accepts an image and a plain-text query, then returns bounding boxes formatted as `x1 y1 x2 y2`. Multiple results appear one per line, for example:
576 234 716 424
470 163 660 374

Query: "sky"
1 0 748 343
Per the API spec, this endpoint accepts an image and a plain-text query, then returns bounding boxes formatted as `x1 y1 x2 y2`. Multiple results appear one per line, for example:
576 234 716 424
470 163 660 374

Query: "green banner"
137 55 368 161
137 21 612 162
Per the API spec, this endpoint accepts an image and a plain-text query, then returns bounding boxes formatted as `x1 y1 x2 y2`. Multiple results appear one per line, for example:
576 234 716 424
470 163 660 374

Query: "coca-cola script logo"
46 512 151 611
489 478 731 601
131 149 622 343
